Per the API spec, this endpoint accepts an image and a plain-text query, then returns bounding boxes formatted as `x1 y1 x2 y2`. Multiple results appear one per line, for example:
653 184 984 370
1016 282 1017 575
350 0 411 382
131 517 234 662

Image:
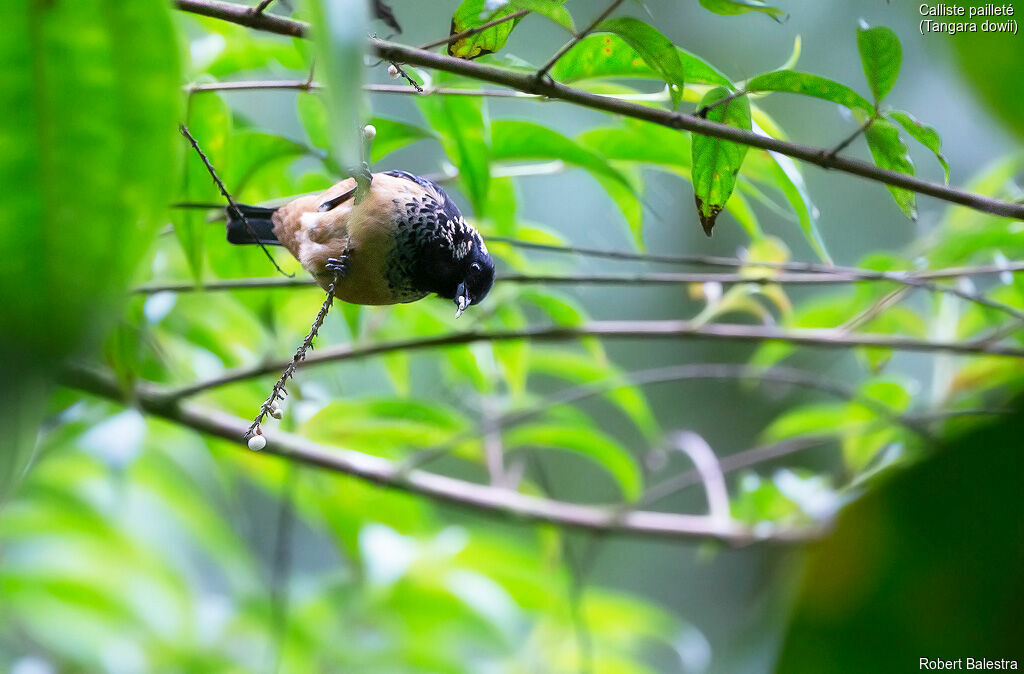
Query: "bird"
225 170 494 318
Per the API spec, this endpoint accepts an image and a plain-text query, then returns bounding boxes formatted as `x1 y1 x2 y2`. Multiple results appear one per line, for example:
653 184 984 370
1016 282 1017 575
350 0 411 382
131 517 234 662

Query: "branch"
165 320 1024 401
61 365 814 544
131 268 1024 326
487 237 1024 280
172 0 1024 220
400 362 930 474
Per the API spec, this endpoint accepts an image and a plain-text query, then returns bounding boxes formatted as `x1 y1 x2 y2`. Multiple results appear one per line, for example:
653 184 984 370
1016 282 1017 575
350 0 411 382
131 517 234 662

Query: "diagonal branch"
172 0 1024 220
60 364 816 544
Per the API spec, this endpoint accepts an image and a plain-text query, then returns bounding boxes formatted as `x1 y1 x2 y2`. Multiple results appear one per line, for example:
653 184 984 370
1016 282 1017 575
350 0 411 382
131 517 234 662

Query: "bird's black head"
385 170 495 316
451 242 494 318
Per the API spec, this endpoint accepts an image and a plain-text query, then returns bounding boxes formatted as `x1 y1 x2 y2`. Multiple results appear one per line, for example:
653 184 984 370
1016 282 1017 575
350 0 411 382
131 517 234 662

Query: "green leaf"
526 348 659 440
303 398 469 458
367 116 435 163
691 86 752 236
549 34 731 87
745 150 832 262
491 120 632 189
177 92 231 280
448 0 572 59
745 70 873 113
592 165 646 250
856 22 901 104
0 0 180 497
698 0 787 22
309 0 368 175
416 88 490 215
578 120 690 168
763 403 847 443
864 117 917 219
948 17 1024 141
595 17 687 107
490 120 640 240
297 92 329 150
731 473 801 524
503 423 643 500
886 110 949 184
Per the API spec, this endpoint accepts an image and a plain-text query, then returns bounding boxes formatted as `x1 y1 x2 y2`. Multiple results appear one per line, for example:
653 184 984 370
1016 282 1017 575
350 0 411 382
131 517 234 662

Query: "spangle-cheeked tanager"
226 170 495 317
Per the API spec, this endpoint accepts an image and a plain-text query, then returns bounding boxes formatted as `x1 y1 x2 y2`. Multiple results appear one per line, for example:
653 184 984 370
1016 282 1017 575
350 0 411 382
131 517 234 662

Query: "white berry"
388 64 400 78
363 124 377 141
247 434 267 451
270 405 283 419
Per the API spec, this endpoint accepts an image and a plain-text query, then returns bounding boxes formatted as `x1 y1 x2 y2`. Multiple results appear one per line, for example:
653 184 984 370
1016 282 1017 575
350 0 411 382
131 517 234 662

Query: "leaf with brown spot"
691 86 752 236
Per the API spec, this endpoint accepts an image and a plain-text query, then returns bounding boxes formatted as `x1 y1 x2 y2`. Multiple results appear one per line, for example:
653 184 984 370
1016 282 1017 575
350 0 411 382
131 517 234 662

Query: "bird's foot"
326 254 350 277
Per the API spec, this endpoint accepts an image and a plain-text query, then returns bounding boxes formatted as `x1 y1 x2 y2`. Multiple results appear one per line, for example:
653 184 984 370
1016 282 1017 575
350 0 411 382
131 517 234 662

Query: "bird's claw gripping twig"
325 254 350 277
354 161 373 197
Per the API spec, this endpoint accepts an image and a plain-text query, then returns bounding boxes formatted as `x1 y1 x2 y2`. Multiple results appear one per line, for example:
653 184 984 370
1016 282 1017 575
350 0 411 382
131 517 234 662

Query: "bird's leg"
354 161 373 203
325 249 351 278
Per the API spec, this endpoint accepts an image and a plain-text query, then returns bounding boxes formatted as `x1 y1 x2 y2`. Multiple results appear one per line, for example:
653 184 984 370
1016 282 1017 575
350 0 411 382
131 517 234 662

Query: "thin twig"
130 267 1024 327
668 432 731 521
387 62 423 92
535 0 625 80
420 8 529 51
696 88 749 118
166 320 1024 405
488 238 1024 324
827 114 876 158
247 276 339 438
267 464 296 674
61 364 817 543
528 456 600 674
839 287 912 333
399 363 931 475
252 0 275 15
178 124 293 278
172 0 1024 219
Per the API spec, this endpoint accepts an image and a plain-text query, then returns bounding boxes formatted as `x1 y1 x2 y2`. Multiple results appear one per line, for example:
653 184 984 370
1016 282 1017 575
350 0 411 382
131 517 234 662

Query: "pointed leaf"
416 89 490 215
698 0 787 22
887 110 949 184
865 117 917 219
691 86 752 236
746 70 873 113
503 423 643 500
856 22 901 104
368 116 435 162
595 17 687 106
448 0 571 60
550 34 730 87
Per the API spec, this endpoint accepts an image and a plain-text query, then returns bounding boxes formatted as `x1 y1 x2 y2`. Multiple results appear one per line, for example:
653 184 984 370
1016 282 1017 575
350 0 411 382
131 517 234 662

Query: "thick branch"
61 365 813 544
173 0 1024 220
166 320 1024 401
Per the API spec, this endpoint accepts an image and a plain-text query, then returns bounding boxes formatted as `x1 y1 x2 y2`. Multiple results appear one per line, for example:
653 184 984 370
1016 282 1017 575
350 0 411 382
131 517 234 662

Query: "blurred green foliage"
1 1 1022 672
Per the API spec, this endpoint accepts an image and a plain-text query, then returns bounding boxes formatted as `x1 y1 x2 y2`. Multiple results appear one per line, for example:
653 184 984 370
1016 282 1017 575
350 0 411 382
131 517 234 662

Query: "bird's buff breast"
277 198 425 306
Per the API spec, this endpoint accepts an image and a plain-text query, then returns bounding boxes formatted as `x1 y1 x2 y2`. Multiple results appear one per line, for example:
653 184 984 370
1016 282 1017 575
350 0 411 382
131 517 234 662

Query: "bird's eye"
470 262 481 272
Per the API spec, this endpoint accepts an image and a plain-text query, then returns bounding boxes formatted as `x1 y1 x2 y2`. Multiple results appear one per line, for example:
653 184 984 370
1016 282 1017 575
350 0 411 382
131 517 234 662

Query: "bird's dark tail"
226 204 280 245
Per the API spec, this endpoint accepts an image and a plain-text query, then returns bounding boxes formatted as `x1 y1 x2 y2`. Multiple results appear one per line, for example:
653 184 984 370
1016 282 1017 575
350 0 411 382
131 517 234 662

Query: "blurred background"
2 0 1022 672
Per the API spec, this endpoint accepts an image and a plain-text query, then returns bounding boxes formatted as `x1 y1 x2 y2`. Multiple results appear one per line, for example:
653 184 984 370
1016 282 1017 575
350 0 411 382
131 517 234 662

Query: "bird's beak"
454 282 469 318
